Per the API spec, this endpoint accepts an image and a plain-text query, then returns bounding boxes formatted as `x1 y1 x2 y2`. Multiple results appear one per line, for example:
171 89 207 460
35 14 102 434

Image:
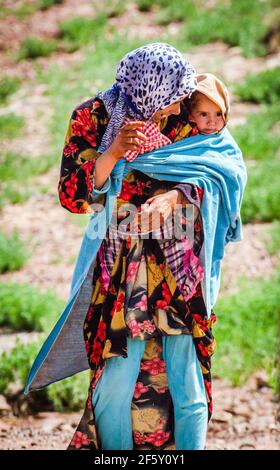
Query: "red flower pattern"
72 108 97 147
70 431 90 449
134 381 149 399
63 142 78 156
140 358 166 375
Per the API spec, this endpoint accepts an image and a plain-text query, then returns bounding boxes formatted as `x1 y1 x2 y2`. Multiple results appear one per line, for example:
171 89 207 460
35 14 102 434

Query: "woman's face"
151 98 184 123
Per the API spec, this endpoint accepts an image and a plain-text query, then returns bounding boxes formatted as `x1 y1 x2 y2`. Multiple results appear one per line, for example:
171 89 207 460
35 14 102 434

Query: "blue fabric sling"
85 126 247 318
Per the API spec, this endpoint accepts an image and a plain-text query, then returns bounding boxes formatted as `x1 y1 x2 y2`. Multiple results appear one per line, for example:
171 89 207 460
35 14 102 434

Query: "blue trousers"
92 335 208 450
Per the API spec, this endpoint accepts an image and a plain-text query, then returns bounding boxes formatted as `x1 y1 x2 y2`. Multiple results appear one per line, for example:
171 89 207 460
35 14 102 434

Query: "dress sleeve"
58 100 111 214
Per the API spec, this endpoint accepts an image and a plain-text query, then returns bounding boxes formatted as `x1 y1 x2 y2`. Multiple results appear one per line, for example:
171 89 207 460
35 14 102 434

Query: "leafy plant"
213 269 280 389
235 66 280 104
18 36 58 60
0 113 25 140
0 282 64 331
0 75 20 104
0 229 29 274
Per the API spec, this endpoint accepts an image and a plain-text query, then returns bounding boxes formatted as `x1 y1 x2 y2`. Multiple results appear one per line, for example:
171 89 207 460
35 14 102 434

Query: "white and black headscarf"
96 42 197 153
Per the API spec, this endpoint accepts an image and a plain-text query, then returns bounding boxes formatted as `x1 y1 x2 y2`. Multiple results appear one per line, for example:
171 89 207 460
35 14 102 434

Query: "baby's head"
187 73 230 135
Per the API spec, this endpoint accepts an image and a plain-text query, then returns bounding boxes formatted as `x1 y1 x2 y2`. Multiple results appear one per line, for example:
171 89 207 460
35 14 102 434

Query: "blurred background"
0 0 279 450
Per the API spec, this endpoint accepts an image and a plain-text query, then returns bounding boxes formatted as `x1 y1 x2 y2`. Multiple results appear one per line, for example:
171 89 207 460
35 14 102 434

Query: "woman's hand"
94 121 148 189
139 190 182 233
108 121 148 161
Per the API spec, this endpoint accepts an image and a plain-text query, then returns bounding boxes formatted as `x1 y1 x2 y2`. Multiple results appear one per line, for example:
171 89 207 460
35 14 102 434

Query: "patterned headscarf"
96 42 197 153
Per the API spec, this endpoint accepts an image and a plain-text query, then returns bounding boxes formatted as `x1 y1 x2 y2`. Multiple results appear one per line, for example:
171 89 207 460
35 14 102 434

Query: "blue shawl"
79 126 247 318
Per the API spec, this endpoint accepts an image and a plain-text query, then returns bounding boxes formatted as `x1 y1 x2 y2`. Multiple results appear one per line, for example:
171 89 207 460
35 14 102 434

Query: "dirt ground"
0 0 279 452
0 371 279 450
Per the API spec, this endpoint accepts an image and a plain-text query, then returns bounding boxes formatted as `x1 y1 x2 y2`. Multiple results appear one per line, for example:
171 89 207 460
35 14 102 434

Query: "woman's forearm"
93 151 118 190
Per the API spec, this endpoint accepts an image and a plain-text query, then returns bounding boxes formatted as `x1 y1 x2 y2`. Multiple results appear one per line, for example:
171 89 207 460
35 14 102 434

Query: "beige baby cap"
195 73 230 123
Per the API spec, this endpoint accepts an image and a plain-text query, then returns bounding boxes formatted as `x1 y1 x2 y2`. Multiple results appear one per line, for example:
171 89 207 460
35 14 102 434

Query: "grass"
266 220 280 256
0 282 64 331
232 102 280 223
38 0 64 10
235 66 280 104
0 150 58 207
0 75 20 104
241 159 280 223
59 14 107 52
0 185 31 207
0 113 25 140
232 103 280 162
0 229 29 274
213 269 280 390
0 337 89 411
0 151 55 181
136 0 275 57
18 36 58 60
0 0 63 19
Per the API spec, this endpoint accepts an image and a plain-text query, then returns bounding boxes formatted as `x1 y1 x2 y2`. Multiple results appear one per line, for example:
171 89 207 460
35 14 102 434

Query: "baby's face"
191 95 225 134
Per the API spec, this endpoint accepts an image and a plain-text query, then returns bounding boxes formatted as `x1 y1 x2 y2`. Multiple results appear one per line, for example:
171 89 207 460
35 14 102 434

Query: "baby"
185 72 230 136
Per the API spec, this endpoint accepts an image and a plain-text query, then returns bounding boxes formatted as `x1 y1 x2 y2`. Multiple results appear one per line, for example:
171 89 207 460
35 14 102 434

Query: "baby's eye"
216 112 223 117
200 112 208 117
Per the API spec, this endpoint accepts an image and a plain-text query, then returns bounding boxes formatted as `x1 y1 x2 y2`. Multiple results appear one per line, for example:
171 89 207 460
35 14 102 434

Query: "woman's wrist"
101 150 119 165
94 151 117 190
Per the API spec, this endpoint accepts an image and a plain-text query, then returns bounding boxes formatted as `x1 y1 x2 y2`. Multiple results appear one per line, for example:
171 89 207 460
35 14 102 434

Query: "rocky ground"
0 0 279 451
0 371 279 450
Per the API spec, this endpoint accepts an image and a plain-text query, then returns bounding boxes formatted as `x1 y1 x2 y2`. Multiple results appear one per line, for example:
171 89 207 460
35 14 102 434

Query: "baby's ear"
188 114 195 122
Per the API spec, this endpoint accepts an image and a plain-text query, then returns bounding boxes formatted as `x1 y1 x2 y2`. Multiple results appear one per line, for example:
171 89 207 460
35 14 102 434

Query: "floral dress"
58 97 217 450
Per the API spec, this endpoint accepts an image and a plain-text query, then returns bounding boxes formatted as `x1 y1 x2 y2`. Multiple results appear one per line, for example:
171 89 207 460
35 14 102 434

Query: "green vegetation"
0 230 29 274
18 36 58 60
136 0 275 57
59 15 107 51
0 0 64 19
232 74 280 223
235 66 280 104
0 340 40 395
100 0 127 18
232 103 280 162
0 282 64 331
0 113 25 140
0 150 58 207
38 0 64 10
213 269 280 389
0 338 89 410
0 75 20 104
266 220 280 256
241 159 280 223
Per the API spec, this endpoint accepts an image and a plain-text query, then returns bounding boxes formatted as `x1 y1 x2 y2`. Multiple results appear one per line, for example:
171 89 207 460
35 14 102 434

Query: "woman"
60 42 216 451
25 43 218 451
